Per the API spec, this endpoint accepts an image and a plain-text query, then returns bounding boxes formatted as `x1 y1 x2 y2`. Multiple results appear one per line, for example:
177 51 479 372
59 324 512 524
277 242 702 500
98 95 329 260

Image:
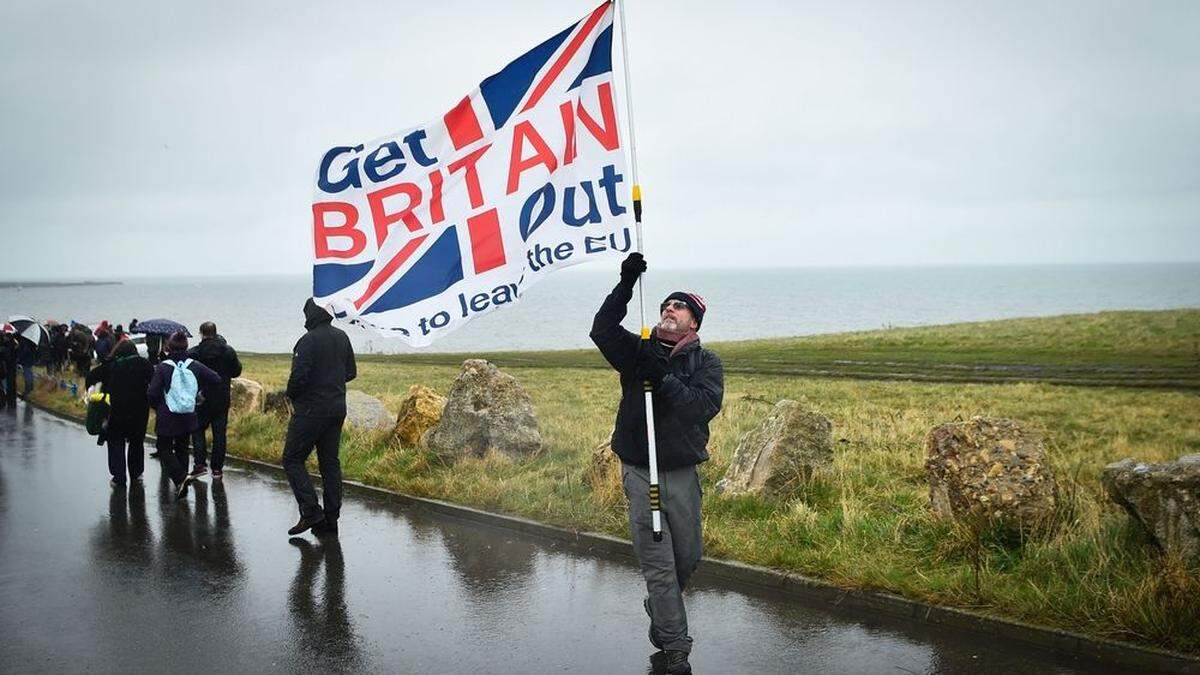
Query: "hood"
303 298 333 331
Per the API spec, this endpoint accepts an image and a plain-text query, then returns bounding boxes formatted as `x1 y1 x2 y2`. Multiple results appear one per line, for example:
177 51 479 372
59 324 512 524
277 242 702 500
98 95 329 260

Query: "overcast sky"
1 0 1197 280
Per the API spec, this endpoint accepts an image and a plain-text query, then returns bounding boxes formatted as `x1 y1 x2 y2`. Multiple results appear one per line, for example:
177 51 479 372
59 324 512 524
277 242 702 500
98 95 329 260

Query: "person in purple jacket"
148 331 220 499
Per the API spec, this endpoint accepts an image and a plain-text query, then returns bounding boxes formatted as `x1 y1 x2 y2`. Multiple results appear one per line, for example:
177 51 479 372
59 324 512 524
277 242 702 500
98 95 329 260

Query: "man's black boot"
287 514 325 536
312 518 338 536
661 650 691 675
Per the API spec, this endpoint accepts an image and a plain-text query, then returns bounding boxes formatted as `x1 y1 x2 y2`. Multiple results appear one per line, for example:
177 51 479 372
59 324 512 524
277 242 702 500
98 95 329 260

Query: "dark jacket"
87 355 153 431
287 299 356 418
51 330 68 359
0 336 16 377
94 334 113 363
69 328 93 358
17 340 38 367
147 350 221 437
188 336 242 411
590 282 724 470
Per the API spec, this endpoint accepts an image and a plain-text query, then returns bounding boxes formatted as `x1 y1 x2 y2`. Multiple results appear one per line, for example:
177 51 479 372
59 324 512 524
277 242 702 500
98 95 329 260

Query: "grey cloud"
1 0 1197 279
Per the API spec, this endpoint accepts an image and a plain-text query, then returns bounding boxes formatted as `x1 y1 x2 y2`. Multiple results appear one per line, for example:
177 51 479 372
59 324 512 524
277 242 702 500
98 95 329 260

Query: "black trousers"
107 418 147 482
281 415 344 521
156 434 190 485
193 403 230 471
2 370 15 405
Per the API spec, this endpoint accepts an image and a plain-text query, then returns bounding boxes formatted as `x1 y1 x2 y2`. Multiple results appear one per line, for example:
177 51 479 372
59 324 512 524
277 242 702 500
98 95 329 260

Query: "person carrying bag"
87 340 155 485
85 386 110 437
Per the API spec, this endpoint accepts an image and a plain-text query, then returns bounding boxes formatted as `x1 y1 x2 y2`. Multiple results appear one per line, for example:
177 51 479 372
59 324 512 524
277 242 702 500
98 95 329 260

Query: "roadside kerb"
26 399 1200 674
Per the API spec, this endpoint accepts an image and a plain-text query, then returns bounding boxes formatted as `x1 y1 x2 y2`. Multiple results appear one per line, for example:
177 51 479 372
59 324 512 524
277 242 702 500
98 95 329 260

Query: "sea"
2 263 1197 355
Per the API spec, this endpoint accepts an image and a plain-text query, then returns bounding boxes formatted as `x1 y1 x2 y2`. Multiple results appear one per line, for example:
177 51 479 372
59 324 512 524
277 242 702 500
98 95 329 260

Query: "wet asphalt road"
0 403 1143 674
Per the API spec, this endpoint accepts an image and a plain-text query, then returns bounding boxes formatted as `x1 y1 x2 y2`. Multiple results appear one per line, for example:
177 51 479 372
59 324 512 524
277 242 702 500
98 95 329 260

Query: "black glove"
619 252 647 289
635 344 670 386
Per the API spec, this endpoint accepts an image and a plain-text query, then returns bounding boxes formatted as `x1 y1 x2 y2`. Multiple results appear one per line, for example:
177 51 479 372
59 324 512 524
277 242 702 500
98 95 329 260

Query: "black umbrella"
131 318 192 337
6 315 49 350
7 315 37 333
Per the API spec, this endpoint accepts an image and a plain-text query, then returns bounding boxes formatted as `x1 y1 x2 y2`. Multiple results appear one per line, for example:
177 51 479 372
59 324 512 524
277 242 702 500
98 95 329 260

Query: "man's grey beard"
657 317 681 332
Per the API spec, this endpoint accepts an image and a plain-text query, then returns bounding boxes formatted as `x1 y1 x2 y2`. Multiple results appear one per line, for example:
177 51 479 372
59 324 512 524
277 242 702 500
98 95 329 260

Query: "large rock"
716 400 833 497
229 377 263 414
1102 455 1200 563
424 360 542 461
924 417 1057 531
584 440 623 505
263 390 292 417
345 390 392 431
394 384 446 446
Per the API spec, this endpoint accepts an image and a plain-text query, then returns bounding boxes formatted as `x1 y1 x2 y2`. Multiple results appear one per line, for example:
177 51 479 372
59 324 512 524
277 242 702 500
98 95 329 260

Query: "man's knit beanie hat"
661 291 707 329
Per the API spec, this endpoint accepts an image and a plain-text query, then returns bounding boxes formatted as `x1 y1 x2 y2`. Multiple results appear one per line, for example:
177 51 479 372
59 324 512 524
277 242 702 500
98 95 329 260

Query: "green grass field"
34 308 1200 654
247 308 1200 388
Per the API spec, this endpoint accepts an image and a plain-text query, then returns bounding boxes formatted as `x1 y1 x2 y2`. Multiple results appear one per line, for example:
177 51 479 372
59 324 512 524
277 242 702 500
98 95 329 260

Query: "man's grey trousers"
622 462 703 654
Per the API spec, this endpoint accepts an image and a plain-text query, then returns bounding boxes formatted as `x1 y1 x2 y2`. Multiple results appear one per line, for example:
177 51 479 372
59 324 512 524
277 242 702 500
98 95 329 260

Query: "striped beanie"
661 291 707 329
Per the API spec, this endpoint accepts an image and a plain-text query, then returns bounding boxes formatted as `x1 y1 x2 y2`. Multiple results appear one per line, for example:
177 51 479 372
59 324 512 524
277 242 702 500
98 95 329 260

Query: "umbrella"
7 315 38 333
6 316 49 350
19 323 49 350
130 318 192 337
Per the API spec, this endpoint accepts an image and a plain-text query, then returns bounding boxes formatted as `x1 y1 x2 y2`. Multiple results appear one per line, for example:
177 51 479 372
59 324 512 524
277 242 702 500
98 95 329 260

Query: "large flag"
311 2 630 347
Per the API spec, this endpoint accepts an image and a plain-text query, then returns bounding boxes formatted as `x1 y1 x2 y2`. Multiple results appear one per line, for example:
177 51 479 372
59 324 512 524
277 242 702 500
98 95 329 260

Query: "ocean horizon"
2 262 1198 355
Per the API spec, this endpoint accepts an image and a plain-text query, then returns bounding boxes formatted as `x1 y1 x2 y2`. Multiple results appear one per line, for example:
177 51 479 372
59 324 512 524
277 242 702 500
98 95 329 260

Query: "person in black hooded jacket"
87 339 153 484
282 298 356 537
590 252 723 674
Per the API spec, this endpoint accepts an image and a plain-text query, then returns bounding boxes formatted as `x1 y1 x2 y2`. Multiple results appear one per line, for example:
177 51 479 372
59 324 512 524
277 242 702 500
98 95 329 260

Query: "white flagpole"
615 0 663 543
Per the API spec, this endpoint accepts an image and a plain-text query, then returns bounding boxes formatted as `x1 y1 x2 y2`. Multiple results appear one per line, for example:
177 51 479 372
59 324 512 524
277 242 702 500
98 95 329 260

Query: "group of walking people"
82 322 242 494
14 302 357 541
1 318 157 408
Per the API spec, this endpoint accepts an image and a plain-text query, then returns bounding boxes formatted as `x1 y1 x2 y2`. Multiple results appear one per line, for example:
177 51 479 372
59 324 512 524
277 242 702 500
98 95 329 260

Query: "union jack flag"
311 2 626 345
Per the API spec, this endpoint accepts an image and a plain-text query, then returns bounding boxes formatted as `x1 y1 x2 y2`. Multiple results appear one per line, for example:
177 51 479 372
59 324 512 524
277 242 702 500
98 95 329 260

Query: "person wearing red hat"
590 252 724 674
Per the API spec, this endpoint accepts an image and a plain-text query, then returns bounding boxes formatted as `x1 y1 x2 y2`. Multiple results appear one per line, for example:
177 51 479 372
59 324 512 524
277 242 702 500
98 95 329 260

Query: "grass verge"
33 308 1200 655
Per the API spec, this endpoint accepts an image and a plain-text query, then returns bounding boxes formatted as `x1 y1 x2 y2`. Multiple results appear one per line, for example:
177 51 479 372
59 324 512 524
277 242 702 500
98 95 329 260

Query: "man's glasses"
660 300 690 313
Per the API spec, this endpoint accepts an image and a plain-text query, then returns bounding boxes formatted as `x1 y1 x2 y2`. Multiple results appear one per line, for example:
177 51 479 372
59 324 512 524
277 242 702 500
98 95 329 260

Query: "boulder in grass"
424 360 541 462
584 440 623 505
345 390 392 431
229 377 263 414
394 384 446 446
1102 455 1200 564
924 417 1057 532
716 400 833 498
263 390 293 417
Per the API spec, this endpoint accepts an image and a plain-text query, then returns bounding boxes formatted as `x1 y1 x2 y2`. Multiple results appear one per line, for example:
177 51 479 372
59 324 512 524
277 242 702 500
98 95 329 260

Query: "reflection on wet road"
0 404 1135 673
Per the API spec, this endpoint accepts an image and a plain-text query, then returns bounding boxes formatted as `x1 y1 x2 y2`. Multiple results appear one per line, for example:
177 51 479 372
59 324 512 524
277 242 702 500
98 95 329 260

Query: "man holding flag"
591 252 724 674
308 2 717 667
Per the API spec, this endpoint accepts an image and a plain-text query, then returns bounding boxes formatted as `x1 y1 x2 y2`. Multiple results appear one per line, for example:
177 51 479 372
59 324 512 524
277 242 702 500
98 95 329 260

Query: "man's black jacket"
287 299 357 418
590 282 724 470
0 337 16 377
188 336 242 411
